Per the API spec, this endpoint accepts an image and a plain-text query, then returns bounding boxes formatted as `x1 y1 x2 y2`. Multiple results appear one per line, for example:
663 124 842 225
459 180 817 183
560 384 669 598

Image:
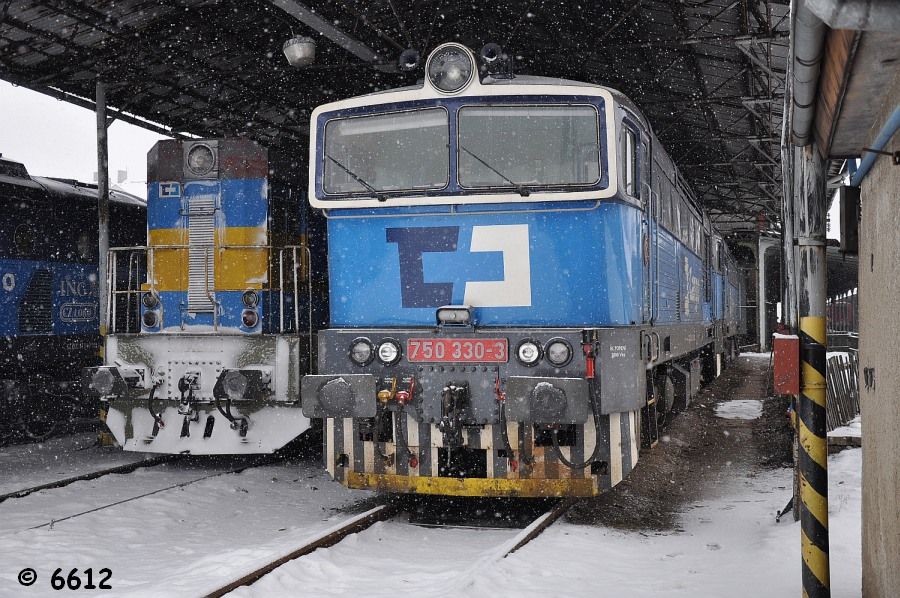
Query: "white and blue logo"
159 181 181 198
386 224 532 309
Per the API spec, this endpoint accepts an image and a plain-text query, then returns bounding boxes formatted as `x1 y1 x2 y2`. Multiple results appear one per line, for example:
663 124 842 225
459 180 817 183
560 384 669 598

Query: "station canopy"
1 0 789 231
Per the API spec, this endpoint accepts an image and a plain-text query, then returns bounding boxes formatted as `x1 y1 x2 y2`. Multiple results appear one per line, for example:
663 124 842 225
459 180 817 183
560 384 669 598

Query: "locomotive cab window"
622 125 637 197
323 108 450 195
457 105 601 189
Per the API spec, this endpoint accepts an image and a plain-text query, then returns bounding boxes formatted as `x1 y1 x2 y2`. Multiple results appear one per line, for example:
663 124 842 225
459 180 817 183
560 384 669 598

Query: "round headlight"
349 338 374 366
186 144 215 176
141 292 159 308
427 43 475 93
241 309 259 328
377 339 401 365
516 340 542 366
545 339 573 367
142 310 159 328
242 289 259 308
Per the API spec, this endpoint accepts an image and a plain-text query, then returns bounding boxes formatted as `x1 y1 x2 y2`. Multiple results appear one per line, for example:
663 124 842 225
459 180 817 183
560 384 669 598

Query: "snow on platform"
829 415 862 438
715 400 764 420
0 434 149 496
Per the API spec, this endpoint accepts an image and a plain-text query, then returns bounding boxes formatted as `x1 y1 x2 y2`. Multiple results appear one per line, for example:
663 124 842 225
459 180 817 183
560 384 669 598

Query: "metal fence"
826 288 858 350
825 351 859 432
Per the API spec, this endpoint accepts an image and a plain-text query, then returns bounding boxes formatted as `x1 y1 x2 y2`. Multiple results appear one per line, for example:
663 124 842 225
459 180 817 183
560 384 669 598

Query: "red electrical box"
773 334 800 395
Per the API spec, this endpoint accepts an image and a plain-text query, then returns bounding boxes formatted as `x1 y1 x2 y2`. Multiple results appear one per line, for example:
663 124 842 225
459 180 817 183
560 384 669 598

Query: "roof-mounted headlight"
426 43 475 94
185 142 217 178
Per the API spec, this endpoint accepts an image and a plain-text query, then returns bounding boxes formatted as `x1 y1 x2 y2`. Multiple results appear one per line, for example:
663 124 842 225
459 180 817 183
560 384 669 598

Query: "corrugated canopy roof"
0 0 789 231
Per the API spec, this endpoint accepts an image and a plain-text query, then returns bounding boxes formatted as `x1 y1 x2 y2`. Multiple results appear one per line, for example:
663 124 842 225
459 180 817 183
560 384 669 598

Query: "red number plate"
406 338 508 363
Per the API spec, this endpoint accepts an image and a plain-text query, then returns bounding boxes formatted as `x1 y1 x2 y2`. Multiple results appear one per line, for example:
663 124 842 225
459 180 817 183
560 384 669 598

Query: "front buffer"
87 334 308 454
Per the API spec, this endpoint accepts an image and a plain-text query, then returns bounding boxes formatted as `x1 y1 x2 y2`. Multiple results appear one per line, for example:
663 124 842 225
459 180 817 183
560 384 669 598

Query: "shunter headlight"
141 292 159 309
427 44 475 94
142 310 159 328
186 144 216 177
242 289 259 308
241 309 259 328
349 338 374 366
376 339 402 366
516 340 542 366
545 339 573 367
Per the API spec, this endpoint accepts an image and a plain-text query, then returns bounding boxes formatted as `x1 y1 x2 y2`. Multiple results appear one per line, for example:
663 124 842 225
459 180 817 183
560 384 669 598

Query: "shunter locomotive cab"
85 139 314 454
301 43 673 498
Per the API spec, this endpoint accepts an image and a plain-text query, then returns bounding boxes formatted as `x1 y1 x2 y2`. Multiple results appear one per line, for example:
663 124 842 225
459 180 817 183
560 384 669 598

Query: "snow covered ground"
0 434 147 496
0 431 861 597
829 415 862 438
715 399 764 420
233 449 861 598
0 442 373 597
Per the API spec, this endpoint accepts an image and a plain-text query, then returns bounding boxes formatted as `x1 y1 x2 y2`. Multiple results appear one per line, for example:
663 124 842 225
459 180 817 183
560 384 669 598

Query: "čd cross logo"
386 224 532 309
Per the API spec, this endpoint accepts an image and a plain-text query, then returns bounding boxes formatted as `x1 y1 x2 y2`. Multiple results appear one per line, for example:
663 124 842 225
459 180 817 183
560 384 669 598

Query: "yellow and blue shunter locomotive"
301 43 745 497
87 139 321 454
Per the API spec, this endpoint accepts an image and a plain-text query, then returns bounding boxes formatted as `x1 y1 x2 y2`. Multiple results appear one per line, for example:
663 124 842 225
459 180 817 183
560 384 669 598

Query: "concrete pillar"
858 74 900 597
96 80 109 337
758 236 781 350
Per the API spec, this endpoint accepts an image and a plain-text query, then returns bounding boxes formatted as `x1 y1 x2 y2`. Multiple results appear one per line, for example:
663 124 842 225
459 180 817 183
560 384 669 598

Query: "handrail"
105 244 312 337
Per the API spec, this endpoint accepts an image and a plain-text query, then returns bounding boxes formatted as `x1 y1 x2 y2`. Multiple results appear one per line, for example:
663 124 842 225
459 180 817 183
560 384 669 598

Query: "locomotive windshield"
458 105 601 188
323 107 449 194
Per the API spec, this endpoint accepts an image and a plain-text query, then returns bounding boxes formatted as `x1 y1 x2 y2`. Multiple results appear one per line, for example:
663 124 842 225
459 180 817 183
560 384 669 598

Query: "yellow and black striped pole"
790 143 830 598
798 315 829 597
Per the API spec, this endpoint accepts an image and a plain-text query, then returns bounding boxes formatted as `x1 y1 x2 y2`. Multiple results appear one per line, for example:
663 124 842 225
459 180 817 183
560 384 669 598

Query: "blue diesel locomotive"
0 155 145 441
86 139 323 454
301 43 744 497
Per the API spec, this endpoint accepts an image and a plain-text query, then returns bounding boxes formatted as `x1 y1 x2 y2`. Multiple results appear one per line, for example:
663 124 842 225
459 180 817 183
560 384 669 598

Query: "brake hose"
551 379 604 470
146 382 164 429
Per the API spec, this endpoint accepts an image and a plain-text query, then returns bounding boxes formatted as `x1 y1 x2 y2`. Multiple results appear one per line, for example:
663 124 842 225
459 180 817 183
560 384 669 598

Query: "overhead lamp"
283 35 316 68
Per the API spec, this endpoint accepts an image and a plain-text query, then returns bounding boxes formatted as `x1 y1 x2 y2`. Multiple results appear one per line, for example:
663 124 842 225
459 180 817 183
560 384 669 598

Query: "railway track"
0 454 176 505
205 497 578 597
0 455 282 536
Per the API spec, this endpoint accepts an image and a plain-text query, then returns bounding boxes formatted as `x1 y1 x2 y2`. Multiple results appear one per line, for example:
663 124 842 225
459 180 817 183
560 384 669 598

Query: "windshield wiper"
457 144 530 197
325 153 388 202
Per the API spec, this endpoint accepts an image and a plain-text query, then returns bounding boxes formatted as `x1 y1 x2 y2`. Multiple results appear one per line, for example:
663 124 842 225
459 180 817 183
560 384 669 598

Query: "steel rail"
204 503 402 598
205 497 577 596
0 454 176 505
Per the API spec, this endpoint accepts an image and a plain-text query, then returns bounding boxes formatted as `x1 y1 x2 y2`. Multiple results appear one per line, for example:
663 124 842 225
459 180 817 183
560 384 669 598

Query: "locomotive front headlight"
376 339 402 366
186 143 216 177
516 340 542 366
241 309 259 328
141 292 159 309
349 338 374 366
142 310 159 328
242 289 259 308
427 43 475 94
545 339 573 367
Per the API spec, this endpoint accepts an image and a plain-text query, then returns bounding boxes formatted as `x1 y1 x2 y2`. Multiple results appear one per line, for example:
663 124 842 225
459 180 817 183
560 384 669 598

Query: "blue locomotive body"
302 44 745 497
0 156 145 441
327 201 643 328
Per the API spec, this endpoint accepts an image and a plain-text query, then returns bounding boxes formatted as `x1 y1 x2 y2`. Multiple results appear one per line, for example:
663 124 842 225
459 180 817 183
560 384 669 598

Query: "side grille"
187 194 216 312
19 269 53 333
